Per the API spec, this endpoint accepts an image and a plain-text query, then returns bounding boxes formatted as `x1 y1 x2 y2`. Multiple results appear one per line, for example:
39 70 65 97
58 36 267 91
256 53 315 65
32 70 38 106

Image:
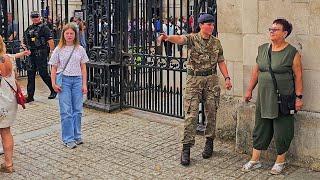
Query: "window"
189 5 194 15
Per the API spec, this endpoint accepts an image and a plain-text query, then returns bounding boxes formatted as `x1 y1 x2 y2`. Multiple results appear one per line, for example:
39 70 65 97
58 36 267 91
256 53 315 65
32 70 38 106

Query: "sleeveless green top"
256 43 297 118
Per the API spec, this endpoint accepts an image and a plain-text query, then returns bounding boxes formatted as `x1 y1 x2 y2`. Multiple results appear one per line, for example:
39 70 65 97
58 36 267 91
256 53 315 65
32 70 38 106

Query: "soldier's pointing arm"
169 33 194 46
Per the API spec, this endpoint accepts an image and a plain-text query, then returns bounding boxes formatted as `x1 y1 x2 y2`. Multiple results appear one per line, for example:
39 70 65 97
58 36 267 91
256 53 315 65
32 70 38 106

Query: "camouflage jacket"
182 33 224 72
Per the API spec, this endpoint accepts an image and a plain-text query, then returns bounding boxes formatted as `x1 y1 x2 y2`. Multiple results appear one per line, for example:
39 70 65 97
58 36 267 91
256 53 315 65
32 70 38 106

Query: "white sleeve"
79 46 89 64
48 47 60 65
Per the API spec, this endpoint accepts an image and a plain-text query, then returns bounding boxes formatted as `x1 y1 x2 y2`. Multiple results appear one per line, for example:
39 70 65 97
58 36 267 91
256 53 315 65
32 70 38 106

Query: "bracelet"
225 76 231 81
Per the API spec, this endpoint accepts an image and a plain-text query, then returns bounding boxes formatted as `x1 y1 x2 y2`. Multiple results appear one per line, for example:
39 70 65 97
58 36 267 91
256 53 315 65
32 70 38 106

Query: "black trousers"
164 41 173 56
27 53 54 98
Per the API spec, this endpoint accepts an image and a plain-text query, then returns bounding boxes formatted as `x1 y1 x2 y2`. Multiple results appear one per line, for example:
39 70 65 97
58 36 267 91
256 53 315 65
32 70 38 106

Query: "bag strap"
3 78 17 94
267 44 281 102
0 69 16 94
60 46 75 74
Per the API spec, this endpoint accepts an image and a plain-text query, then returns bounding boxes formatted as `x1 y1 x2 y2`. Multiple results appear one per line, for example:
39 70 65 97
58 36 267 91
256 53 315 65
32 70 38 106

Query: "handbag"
267 44 296 115
56 46 75 86
4 79 26 109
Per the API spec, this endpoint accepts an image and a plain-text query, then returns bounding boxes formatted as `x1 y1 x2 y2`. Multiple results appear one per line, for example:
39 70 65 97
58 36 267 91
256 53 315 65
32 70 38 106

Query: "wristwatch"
225 76 231 81
296 94 303 99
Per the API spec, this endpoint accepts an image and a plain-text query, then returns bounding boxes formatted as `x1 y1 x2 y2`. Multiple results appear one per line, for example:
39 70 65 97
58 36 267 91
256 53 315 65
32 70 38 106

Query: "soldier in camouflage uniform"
159 13 232 166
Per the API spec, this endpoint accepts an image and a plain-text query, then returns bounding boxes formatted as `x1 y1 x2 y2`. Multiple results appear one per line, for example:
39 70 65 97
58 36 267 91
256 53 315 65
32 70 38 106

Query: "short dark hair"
70 16 75 22
273 18 292 38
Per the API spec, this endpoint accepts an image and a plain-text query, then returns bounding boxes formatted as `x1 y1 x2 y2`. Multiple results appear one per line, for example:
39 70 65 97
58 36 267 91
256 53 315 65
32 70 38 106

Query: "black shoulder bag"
267 44 296 115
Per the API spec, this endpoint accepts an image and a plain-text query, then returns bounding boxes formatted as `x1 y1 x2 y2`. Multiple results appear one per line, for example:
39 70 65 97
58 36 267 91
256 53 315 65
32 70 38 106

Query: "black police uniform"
23 20 55 101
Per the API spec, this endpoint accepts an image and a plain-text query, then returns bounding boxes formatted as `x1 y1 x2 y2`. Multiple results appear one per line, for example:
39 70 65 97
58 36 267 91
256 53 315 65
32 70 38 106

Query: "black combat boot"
202 137 213 159
180 144 191 166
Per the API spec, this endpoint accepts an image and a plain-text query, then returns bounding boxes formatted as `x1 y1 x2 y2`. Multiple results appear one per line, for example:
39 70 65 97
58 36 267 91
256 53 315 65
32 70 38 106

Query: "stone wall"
217 0 320 168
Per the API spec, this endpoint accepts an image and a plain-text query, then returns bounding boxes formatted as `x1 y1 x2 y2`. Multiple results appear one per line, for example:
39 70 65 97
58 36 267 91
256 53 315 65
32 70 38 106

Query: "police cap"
30 11 40 18
197 13 215 24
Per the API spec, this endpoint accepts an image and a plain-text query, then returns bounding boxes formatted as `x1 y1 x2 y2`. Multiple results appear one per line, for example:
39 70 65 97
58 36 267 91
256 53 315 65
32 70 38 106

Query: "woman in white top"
0 35 30 173
49 23 89 149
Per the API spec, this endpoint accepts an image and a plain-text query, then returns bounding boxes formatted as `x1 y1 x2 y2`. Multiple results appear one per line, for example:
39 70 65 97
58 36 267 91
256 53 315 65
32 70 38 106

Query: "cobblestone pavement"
0 78 319 179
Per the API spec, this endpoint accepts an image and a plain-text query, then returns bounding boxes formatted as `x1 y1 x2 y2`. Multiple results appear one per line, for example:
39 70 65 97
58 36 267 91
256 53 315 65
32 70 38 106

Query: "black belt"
187 69 216 76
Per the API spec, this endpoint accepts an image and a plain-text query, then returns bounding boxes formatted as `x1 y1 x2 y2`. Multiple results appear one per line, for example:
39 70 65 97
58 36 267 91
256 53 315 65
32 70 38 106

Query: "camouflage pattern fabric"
181 33 224 145
183 33 224 72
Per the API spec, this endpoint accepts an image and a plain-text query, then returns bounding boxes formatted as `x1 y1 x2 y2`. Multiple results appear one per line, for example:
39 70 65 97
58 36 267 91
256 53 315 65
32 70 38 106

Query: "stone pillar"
235 102 255 154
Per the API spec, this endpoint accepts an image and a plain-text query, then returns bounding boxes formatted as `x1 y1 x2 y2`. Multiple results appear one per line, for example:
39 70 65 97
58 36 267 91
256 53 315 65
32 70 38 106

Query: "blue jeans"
58 75 83 144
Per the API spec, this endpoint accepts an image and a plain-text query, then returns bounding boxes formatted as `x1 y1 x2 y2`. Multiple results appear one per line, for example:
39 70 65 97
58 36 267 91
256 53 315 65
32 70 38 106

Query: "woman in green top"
242 19 303 175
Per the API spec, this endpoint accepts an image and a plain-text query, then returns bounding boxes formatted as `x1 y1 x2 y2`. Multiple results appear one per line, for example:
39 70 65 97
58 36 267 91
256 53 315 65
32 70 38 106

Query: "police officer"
23 11 56 102
159 13 232 166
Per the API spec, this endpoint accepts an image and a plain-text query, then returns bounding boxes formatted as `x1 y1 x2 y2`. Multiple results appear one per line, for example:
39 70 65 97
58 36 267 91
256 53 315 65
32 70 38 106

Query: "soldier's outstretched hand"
225 79 232 90
158 33 168 42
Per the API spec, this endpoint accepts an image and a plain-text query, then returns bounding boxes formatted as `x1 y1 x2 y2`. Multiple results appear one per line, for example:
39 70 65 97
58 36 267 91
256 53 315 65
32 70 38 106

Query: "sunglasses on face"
31 15 40 18
268 28 282 33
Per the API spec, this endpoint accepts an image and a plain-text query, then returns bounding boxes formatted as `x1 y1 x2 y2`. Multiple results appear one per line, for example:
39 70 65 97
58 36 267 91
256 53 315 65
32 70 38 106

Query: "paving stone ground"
0 77 319 179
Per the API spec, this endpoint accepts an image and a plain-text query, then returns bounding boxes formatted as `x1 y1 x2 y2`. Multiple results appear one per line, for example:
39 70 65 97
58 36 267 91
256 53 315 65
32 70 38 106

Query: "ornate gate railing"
0 0 69 77
122 0 217 118
85 0 217 118
85 0 124 111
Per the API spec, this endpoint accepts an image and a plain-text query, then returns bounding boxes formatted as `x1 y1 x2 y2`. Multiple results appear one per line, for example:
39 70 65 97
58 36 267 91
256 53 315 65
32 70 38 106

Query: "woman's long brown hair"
57 23 80 48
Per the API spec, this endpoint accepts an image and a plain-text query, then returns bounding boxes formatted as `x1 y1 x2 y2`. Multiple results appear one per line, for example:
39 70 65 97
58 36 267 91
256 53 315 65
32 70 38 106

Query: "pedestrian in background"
242 18 303 175
0 35 30 173
49 23 89 149
162 18 175 56
159 13 232 166
78 19 87 49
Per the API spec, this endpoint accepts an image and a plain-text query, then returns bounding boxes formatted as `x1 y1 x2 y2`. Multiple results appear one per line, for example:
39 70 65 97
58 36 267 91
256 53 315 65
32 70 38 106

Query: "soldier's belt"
187 69 216 76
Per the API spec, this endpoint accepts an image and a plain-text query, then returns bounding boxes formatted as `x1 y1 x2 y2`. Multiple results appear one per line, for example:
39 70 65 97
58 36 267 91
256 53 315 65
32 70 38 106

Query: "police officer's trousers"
27 54 54 98
253 106 294 155
181 74 221 146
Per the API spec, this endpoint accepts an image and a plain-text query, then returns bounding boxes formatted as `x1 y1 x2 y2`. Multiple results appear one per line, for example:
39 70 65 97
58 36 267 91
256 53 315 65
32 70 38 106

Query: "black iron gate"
0 0 69 77
123 0 217 118
85 0 217 118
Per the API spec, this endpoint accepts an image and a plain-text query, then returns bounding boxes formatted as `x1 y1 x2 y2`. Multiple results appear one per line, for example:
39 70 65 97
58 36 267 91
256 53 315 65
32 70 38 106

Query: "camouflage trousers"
181 74 221 146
